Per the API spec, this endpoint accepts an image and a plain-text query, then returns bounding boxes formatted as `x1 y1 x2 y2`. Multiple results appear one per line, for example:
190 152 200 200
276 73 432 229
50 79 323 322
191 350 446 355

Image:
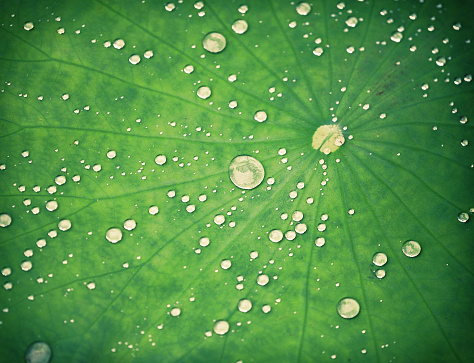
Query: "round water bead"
254 111 267 122
238 299 252 313
345 17 358 27
155 155 167 165
285 230 296 241
123 219 136 231
315 237 325 247
262 305 271 313
232 20 248 34
170 308 181 317
457 212 469 223
390 31 403 43
149 206 159 215
58 219 71 231
221 259 232 269
25 341 51 363
229 155 265 190
203 32 226 53
21 261 33 271
197 86 211 99
0 213 12 227
199 237 210 247
129 54 141 65
372 252 387 266
296 2 311 15
402 240 421 257
312 125 344 154
113 39 125 49
375 269 386 279
106 228 123 243
269 229 283 243
24 22 34 31
257 274 270 286
295 223 307 234
337 297 360 319
292 211 303 221
214 215 225 225
213 320 229 335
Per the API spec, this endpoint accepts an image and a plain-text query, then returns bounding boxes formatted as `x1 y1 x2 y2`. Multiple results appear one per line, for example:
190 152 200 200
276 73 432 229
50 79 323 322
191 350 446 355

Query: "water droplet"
214 215 225 225
232 20 248 34
295 223 307 234
106 150 116 159
165 2 176 11
457 212 469 223
58 219 71 231
0 214 12 227
257 274 270 286
402 240 421 257
21 260 33 271
144 50 154 58
129 54 141 65
106 228 123 243
24 22 34 31
203 32 226 53
292 211 304 221
213 320 229 335
87 282 96 290
113 39 125 49
337 297 360 319
194 1 204 10
460 116 468 124
238 5 248 14
285 230 296 241
345 17 358 28
436 57 446 66
390 31 403 43
229 100 238 108
36 239 46 248
186 205 196 213
171 307 181 316
221 259 232 269
312 125 344 153
269 229 283 243
375 269 386 279
317 223 326 232
25 341 51 363
155 155 167 165
199 237 210 247
254 110 267 122
197 86 211 99
315 237 325 247
4 282 12 290
372 252 387 266
55 175 66 185
229 155 265 190
348 209 355 215
149 206 159 215
238 299 252 313
313 47 324 56
461 139 468 147
1 267 11 276
296 2 311 16
123 219 136 231
262 305 271 313
184 65 194 74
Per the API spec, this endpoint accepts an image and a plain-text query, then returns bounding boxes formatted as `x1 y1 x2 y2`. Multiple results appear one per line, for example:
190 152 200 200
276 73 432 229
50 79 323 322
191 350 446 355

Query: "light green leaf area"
0 0 473 362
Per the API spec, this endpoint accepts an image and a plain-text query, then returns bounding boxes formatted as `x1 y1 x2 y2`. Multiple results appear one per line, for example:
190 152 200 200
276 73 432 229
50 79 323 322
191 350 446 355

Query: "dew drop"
186 205 196 213
232 20 248 34
345 17 358 28
372 252 387 266
155 154 167 165
390 31 403 43
107 150 116 159
1 267 11 276
221 259 232 269
460 116 468 124
55 175 66 185
312 125 344 153
87 282 96 290
317 223 326 232
213 320 229 335
296 2 311 16
375 269 386 279
197 86 212 99
315 237 325 247
292 211 304 221
25 341 51 363
0 214 12 227
214 215 225 225
285 230 296 241
337 297 360 319
21 260 33 272
149 206 159 215
257 274 270 286
262 305 271 313
170 307 181 317
129 54 141 65
461 139 468 147
402 240 421 257
229 100 238 108
457 212 469 223
113 39 125 49
254 110 268 122
106 228 123 243
313 47 324 56
58 219 71 231
436 57 446 66
269 229 283 243
123 219 136 231
199 237 210 247
184 65 194 74
165 2 176 11
238 299 252 313
295 223 307 234
229 155 265 190
203 32 226 53
24 22 34 31
250 251 258 259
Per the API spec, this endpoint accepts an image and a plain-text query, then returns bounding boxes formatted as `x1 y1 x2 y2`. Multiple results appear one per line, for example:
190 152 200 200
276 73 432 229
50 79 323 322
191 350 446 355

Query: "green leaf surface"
1 0 473 362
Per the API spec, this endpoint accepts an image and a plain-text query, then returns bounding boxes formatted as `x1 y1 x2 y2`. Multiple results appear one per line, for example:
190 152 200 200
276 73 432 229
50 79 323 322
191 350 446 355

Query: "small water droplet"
197 86 212 99
149 206 159 215
269 229 283 243
107 150 116 159
254 110 267 122
372 252 387 266
457 212 469 223
232 20 248 34
238 5 249 14
165 2 176 11
203 32 226 53
250 251 258 259
144 50 154 59
221 259 232 269
214 215 225 225
0 214 12 227
229 155 265 190
213 320 229 335
315 237 325 247
313 47 324 56
257 274 270 286
58 219 71 231
106 228 123 243
87 282 96 290
25 341 51 363
24 22 34 31
295 223 307 234
21 260 33 271
390 31 403 43
296 2 311 15
170 307 181 316
123 219 136 231
238 299 252 313
262 305 271 313
402 240 421 257
1 267 11 276
461 139 468 147
436 57 446 66
113 39 125 49
183 65 194 74
129 54 141 65
375 269 386 279
55 175 66 185
337 297 360 319
345 17 358 28
317 223 326 232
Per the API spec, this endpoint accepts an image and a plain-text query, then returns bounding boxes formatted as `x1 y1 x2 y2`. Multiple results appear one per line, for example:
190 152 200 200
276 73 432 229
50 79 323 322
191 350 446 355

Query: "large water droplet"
24 22 34 31
129 54 141 65
123 219 136 231
232 20 248 34
238 299 252 313
197 86 211 99
337 297 360 319
372 252 387 266
0 214 12 227
58 219 71 231
254 110 267 122
214 215 225 225
106 228 123 243
269 229 283 243
345 17 358 28
25 341 51 363
213 320 229 335
296 2 311 16
229 155 265 190
315 237 325 247
390 31 403 43
203 32 226 53
257 274 270 286
457 212 469 222
312 125 344 154
21 260 33 271
221 259 232 269
155 155 167 165
170 307 181 316
113 39 125 49
402 240 421 257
